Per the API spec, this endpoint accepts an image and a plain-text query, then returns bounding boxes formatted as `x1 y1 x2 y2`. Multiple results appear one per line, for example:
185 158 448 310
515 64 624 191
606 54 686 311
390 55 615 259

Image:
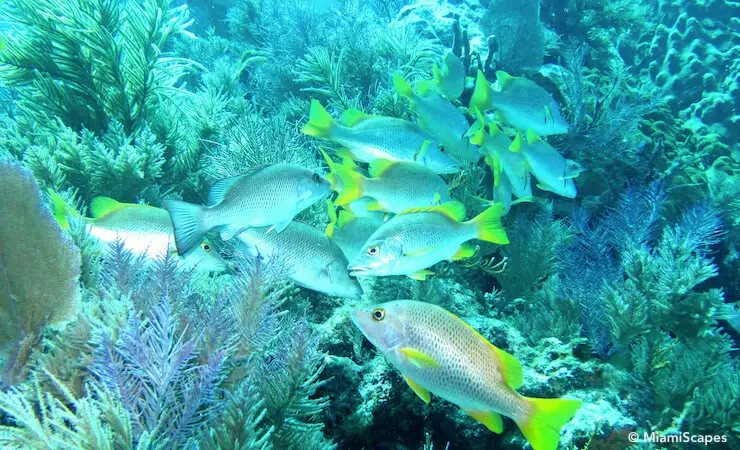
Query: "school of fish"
48 54 582 450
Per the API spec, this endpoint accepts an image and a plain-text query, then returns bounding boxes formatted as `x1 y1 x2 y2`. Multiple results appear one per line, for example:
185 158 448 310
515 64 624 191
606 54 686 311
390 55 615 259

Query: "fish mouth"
348 264 372 277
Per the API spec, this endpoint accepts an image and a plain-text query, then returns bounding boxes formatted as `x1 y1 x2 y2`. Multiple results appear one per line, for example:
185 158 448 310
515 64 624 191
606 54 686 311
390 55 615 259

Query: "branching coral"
0 0 198 135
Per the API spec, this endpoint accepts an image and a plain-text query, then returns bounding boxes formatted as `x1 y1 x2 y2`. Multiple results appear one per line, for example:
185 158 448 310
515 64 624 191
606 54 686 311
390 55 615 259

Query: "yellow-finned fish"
51 194 227 273
432 52 466 100
348 201 508 280
235 221 363 299
393 73 480 164
325 200 384 263
302 100 461 175
470 70 569 136
509 130 577 199
352 300 582 450
330 158 451 214
469 118 533 214
164 163 331 255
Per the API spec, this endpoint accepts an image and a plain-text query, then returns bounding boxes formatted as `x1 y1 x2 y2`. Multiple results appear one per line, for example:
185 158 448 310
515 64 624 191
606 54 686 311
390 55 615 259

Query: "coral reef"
0 0 737 448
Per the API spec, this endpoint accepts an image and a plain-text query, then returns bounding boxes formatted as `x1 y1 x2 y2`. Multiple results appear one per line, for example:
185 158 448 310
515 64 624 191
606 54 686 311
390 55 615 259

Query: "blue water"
0 0 737 448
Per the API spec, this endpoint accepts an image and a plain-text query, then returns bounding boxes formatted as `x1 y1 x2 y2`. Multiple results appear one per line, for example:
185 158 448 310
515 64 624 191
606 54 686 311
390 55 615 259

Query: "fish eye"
439 146 446 153
200 242 211 252
366 245 380 256
312 173 321 183
372 308 385 321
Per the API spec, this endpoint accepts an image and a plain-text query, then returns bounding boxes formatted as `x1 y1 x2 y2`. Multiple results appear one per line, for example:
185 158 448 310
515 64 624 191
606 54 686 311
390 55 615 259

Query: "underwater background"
0 0 738 448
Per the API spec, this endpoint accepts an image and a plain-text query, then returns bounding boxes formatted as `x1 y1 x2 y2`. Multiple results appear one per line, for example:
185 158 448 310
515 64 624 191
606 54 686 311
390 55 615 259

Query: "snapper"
352 300 582 450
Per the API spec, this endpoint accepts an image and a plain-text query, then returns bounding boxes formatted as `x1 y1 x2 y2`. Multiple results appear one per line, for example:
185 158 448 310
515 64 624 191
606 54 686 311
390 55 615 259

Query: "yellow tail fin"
333 163 365 206
392 72 414 98
516 397 582 450
301 100 335 138
49 191 80 230
468 203 509 244
470 70 492 113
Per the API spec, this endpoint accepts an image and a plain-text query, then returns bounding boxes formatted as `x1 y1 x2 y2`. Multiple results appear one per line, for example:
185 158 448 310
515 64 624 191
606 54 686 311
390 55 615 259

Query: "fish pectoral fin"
266 219 292 234
407 269 435 281
415 140 431 162
463 409 504 433
403 375 431 404
221 223 249 241
399 347 440 369
450 243 477 261
432 192 441 205
366 200 388 212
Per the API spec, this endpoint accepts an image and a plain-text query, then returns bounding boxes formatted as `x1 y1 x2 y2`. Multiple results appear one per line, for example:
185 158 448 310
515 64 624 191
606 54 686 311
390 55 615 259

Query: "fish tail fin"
333 162 365 206
470 70 493 113
392 72 414 99
49 191 80 230
163 199 207 255
515 397 582 450
468 203 509 244
301 99 335 138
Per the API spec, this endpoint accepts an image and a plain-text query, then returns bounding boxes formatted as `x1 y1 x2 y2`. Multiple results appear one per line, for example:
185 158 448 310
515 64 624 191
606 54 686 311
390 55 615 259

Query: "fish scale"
235 221 362 299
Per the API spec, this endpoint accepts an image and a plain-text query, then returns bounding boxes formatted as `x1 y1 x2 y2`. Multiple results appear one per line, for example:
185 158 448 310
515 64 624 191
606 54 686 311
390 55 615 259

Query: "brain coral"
633 0 739 152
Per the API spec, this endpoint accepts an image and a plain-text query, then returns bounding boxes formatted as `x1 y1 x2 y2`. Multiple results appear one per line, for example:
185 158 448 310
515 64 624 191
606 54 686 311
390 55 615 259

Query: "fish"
471 120 533 199
51 194 228 273
470 70 569 136
302 101 460 174
330 157 451 214
351 300 582 450
393 73 480 164
326 200 384 262
164 163 331 255
234 221 363 299
348 201 509 280
510 131 577 199
433 52 466 100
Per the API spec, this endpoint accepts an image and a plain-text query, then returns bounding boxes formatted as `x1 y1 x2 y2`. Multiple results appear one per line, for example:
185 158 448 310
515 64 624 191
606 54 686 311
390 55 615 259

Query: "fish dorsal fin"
403 375 431 404
369 159 396 178
90 196 126 218
398 201 466 222
341 109 374 127
336 209 356 228
399 347 440 369
525 129 540 145
495 70 515 90
445 310 524 389
208 174 245 206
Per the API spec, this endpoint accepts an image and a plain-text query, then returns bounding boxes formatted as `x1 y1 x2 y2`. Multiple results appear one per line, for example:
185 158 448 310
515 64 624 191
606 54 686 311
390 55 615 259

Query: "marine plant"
0 0 197 135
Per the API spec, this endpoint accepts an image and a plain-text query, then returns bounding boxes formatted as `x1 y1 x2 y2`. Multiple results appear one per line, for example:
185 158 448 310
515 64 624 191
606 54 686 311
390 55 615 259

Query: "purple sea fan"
91 296 228 448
